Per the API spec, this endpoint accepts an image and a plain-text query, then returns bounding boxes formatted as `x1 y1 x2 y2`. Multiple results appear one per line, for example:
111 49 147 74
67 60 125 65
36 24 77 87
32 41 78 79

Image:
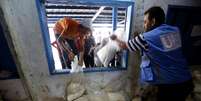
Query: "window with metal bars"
36 0 134 74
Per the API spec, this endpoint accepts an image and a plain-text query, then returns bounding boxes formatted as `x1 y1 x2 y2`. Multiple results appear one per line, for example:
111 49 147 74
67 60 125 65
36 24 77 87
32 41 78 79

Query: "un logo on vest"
160 33 181 51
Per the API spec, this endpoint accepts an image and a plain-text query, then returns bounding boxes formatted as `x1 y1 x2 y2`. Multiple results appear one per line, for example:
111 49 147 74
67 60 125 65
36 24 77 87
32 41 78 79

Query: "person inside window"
52 17 91 69
84 33 95 67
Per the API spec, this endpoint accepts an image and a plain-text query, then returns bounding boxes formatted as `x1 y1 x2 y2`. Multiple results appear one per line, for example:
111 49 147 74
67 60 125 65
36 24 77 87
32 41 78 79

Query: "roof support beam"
91 6 105 22
118 19 125 24
112 7 117 31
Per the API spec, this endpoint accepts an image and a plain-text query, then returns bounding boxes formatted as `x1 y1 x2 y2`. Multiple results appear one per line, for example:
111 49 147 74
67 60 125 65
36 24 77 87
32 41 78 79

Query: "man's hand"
110 34 117 40
110 34 128 49
118 41 127 49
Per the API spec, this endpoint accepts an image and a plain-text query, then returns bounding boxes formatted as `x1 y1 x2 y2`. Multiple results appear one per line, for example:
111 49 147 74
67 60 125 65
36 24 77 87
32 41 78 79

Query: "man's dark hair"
144 6 165 26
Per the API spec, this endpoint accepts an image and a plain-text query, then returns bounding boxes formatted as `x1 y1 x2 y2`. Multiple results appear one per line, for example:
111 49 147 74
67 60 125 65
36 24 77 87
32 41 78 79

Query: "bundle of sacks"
94 29 126 67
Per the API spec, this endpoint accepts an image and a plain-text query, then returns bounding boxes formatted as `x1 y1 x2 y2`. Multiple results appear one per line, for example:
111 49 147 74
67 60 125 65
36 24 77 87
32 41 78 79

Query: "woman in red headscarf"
52 17 91 68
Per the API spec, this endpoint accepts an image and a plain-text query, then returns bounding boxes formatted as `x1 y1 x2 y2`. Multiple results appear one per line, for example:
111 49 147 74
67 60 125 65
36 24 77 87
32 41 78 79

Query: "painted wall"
0 0 200 101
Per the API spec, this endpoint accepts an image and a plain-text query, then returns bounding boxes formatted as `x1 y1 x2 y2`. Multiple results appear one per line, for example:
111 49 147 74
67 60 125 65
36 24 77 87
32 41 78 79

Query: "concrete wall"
134 0 201 32
0 0 200 101
0 79 30 101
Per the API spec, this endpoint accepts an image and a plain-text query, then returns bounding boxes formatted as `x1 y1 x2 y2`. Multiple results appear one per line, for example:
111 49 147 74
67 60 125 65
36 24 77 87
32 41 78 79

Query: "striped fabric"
127 34 149 52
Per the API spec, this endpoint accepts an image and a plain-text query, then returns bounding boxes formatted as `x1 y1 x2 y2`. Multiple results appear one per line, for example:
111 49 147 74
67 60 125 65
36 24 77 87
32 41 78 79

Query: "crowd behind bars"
51 17 123 69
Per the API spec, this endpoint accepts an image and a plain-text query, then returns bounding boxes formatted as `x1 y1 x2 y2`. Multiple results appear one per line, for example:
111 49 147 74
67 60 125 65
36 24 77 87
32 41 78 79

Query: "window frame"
35 0 134 75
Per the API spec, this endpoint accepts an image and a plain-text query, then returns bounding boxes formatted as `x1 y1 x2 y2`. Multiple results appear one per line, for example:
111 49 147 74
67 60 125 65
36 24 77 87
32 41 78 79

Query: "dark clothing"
55 34 78 69
84 36 95 53
84 36 95 67
141 79 194 101
83 54 95 67
156 79 194 101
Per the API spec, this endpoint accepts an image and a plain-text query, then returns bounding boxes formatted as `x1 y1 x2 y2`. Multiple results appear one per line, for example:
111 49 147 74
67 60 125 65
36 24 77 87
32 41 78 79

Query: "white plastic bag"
70 56 83 73
96 39 120 67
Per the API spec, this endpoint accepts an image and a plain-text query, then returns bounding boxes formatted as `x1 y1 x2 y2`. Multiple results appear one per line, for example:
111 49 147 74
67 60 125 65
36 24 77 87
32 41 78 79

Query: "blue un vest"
140 24 192 84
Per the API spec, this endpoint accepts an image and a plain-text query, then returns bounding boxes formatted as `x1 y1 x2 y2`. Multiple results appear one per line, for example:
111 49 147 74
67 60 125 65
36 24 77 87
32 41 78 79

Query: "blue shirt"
127 24 192 84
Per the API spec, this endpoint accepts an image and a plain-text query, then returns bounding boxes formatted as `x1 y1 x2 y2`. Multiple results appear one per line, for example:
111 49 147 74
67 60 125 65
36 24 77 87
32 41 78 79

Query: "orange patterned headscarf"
53 17 80 39
53 17 86 52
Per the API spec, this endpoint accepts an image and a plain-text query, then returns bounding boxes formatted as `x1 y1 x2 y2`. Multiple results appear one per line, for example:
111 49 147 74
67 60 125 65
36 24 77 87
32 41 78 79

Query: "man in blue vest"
111 6 194 101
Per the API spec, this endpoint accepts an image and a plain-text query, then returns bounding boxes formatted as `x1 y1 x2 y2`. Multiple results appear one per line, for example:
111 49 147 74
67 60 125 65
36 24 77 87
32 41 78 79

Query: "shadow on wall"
0 11 19 80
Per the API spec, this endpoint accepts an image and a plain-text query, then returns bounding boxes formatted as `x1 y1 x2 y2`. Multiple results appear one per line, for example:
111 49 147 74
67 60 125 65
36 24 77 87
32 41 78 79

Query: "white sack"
70 56 83 73
96 39 120 67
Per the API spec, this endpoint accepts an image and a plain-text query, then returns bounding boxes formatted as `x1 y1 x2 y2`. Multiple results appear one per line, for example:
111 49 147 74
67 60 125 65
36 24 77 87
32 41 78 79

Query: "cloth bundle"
96 39 121 67
70 56 83 73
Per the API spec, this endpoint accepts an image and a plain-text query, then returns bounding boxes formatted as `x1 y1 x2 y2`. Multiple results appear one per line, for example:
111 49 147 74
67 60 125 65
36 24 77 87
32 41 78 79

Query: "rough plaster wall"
190 66 201 101
0 0 138 101
144 0 201 13
0 0 200 101
133 0 201 32
0 4 32 101
0 79 30 101
0 0 58 100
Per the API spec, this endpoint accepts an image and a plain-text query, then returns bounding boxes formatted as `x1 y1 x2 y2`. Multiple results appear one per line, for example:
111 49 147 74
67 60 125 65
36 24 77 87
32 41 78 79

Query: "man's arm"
111 34 149 52
127 34 149 52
